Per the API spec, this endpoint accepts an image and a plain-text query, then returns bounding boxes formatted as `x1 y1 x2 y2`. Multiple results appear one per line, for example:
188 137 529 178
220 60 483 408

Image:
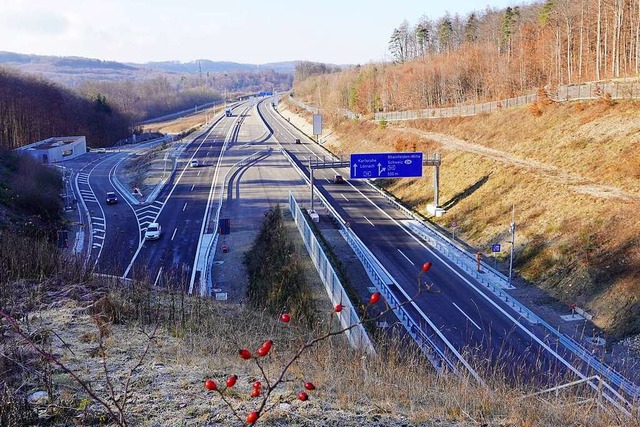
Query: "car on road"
97 148 107 153
295 138 301 144
333 174 345 184
105 192 118 205
190 160 199 168
144 223 162 240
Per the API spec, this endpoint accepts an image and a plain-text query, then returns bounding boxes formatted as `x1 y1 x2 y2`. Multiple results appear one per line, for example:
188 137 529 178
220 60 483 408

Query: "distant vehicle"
190 160 199 168
225 108 232 117
145 223 162 240
333 174 345 184
105 192 118 205
295 138 301 144
97 148 106 153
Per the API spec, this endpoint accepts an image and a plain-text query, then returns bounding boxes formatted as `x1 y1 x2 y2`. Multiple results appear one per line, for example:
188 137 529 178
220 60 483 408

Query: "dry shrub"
599 91 614 107
537 87 555 105
393 136 418 151
529 101 543 117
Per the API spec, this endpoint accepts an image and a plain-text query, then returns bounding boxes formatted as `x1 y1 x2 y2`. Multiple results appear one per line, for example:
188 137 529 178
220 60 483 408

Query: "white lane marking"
197 171 201 176
341 194 349 201
452 302 482 330
171 228 178 241
326 178 331 184
364 215 375 226
183 202 188 211
397 249 415 265
153 267 163 287
347 182 587 380
191 184 195 191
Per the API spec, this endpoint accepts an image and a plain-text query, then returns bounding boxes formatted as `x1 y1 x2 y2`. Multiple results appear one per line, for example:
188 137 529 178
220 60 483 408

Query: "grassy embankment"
284 94 640 341
1 201 632 426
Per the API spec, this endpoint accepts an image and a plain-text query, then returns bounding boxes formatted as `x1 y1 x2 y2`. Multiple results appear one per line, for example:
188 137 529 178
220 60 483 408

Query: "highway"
68 97 635 406
256 100 601 388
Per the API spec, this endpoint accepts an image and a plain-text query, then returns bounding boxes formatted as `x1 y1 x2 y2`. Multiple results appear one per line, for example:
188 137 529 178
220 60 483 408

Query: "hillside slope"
285 98 640 341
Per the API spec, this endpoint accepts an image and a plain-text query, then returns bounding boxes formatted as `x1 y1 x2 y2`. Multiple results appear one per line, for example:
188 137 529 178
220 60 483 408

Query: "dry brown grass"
282 97 640 341
3 277 636 426
141 105 223 134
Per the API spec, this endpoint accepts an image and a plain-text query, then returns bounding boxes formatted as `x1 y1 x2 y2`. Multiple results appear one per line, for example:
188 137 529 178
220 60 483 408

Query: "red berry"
253 380 262 389
251 387 261 397
225 374 237 388
246 411 259 424
204 379 217 391
257 346 269 357
261 340 273 352
369 292 381 304
280 313 291 323
334 303 343 313
239 349 252 360
304 382 316 391
297 391 309 401
422 261 432 272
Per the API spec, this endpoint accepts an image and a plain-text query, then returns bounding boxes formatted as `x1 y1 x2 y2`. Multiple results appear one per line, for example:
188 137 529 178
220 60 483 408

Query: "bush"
244 206 316 325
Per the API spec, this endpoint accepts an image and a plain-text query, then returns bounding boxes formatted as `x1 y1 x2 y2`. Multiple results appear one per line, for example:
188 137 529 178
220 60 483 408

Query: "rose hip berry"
280 313 291 323
304 381 316 391
239 349 252 360
246 411 259 424
297 391 309 401
422 261 432 272
334 303 343 313
225 374 237 388
261 340 273 352
369 292 381 304
204 379 217 391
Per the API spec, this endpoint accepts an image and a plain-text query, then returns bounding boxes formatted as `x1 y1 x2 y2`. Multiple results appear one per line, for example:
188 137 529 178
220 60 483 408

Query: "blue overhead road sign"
350 152 423 179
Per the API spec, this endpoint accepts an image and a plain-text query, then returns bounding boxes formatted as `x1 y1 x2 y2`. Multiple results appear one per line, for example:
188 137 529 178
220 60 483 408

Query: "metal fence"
288 192 375 354
376 80 640 121
287 96 319 114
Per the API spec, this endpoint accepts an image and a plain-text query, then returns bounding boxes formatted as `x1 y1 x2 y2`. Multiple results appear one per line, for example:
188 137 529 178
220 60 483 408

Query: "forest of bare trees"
0 68 131 150
296 0 640 115
77 69 292 123
0 63 293 150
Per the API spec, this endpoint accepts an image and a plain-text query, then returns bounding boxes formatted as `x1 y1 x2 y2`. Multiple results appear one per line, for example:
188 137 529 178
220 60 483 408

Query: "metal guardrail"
277 93 640 406
138 101 222 125
202 148 271 295
367 185 640 401
280 149 471 377
288 193 376 354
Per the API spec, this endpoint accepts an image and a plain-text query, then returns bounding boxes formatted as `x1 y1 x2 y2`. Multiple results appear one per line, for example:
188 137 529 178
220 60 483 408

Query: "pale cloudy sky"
0 0 522 65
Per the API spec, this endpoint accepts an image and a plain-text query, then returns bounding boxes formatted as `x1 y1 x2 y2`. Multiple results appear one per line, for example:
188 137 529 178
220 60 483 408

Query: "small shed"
16 136 87 164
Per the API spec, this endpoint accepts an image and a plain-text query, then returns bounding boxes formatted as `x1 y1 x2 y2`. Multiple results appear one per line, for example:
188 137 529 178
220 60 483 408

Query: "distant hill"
139 59 299 74
0 51 300 85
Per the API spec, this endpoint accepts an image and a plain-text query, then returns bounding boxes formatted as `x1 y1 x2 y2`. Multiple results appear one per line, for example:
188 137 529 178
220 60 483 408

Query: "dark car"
333 175 345 184
295 138 301 144
106 192 118 205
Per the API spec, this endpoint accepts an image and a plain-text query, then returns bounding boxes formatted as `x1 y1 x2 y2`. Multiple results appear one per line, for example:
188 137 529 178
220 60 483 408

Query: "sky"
1 0 521 65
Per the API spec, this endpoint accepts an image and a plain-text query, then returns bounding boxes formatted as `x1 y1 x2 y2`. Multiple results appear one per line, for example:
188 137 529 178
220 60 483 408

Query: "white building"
16 136 87 164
